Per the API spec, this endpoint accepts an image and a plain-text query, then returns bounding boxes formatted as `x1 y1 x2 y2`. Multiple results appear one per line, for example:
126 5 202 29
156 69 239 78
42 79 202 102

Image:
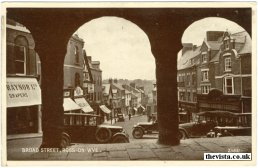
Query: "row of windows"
87 92 102 102
92 75 102 86
179 92 197 102
178 73 196 85
199 77 234 95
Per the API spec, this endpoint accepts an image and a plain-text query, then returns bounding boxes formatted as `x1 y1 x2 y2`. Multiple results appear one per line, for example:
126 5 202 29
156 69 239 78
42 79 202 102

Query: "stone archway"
6 7 251 147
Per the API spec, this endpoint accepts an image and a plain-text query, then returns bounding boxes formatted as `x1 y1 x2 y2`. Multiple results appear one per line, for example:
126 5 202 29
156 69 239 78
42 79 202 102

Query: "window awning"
74 97 94 113
139 105 146 110
99 105 111 114
63 98 81 111
133 107 138 111
6 77 42 108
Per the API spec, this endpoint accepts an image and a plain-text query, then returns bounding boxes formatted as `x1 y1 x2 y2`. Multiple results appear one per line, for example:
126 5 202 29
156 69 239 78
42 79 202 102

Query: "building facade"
177 30 252 119
6 19 42 135
63 34 84 89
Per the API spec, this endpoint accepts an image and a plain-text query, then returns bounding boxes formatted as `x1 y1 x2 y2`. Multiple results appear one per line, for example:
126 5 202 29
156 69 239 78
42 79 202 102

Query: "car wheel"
112 135 129 143
61 132 71 147
132 127 144 139
178 130 186 140
95 127 112 143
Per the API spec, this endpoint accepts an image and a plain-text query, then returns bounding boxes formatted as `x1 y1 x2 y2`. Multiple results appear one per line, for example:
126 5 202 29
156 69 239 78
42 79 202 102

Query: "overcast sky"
76 17 245 80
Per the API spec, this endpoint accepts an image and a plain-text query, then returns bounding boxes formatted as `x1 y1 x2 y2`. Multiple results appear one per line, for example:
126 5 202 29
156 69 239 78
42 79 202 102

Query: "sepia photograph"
1 1 256 166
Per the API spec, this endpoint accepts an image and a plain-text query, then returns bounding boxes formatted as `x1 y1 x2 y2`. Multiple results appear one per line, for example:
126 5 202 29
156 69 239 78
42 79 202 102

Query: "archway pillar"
36 39 67 148
152 35 181 145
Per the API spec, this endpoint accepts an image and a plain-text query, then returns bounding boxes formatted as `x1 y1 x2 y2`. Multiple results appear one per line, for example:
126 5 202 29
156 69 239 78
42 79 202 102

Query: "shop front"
63 89 82 125
6 77 42 135
99 105 111 122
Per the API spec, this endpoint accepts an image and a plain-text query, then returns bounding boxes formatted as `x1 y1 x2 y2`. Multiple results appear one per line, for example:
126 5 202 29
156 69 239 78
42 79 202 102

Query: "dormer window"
224 37 230 50
225 57 232 72
202 52 207 63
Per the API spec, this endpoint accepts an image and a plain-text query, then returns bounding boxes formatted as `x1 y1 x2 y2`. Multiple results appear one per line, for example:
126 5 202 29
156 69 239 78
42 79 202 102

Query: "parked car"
179 111 238 139
62 113 129 147
117 113 125 122
178 111 250 139
214 113 252 136
132 120 158 139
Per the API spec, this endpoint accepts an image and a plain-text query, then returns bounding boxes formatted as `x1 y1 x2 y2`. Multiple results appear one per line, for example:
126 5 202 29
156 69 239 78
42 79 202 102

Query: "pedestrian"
129 113 131 120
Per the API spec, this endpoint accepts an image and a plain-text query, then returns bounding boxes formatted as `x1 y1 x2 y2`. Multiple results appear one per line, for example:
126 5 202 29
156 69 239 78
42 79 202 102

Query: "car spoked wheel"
178 130 186 140
61 132 71 147
112 135 129 143
132 128 144 139
95 127 112 143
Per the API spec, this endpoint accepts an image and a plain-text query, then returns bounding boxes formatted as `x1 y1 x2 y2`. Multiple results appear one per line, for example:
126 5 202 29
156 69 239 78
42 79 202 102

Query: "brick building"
177 30 252 120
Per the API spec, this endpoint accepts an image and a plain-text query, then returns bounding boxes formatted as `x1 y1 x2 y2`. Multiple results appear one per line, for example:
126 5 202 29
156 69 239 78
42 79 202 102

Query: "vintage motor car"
214 113 252 137
61 113 129 147
132 120 158 139
178 110 244 139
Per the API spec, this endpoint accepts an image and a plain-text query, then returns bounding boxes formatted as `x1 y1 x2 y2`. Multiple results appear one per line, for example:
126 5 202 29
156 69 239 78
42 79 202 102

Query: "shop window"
225 57 232 71
14 45 26 75
224 77 234 94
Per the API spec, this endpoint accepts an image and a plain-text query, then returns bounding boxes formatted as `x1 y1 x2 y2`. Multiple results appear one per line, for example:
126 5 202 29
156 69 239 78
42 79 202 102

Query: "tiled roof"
112 83 125 91
177 46 201 70
210 50 220 63
112 89 117 94
206 41 222 50
131 93 138 99
125 90 131 94
236 31 252 55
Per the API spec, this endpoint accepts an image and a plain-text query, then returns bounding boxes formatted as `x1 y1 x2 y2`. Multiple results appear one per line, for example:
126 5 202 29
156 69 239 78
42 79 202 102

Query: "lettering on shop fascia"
7 83 38 91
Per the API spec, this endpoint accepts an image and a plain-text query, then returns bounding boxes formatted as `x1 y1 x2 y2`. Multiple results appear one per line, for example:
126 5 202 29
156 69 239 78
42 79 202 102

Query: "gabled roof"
112 83 125 91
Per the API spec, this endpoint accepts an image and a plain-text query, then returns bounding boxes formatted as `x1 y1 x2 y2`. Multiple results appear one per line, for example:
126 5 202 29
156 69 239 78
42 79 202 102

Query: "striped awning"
63 98 81 111
74 97 94 113
99 105 111 114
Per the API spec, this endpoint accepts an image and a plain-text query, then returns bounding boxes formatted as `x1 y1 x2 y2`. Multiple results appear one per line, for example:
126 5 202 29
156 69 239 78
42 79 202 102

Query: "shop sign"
6 77 42 107
74 86 83 97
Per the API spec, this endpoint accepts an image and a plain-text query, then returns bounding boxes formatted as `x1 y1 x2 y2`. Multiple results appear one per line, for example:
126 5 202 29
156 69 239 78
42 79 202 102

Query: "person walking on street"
129 113 131 120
